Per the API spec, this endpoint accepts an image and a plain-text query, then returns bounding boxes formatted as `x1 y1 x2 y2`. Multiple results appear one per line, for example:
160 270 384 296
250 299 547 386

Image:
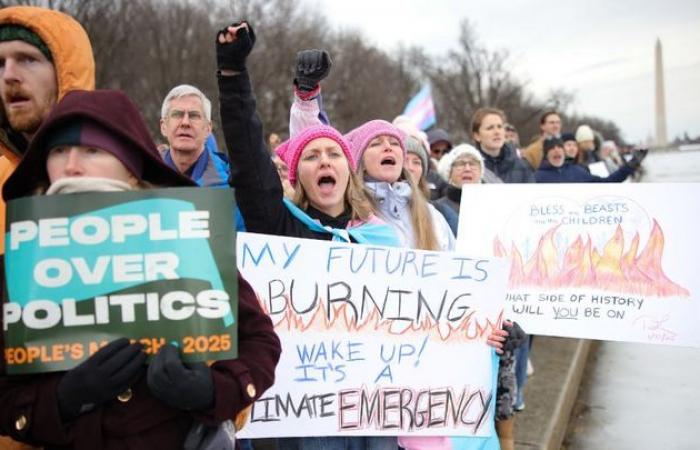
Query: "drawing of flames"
259 300 503 343
493 220 689 297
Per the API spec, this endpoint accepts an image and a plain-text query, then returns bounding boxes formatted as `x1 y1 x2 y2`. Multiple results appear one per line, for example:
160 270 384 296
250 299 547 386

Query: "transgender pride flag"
402 84 436 131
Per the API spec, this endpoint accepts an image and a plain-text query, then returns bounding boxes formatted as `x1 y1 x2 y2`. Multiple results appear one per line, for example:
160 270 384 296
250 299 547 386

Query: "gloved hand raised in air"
216 21 256 72
294 49 332 92
57 338 146 421
147 343 214 411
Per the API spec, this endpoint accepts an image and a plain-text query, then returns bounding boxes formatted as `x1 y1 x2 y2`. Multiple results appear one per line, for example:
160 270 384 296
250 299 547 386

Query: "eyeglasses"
168 109 204 122
452 159 480 169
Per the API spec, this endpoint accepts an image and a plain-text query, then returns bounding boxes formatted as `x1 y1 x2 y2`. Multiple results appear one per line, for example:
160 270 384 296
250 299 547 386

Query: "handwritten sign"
236 232 507 437
3 188 238 374
457 183 700 348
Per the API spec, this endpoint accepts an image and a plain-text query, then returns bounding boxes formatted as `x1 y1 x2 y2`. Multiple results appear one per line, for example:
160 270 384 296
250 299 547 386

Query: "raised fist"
295 49 332 92
216 21 256 72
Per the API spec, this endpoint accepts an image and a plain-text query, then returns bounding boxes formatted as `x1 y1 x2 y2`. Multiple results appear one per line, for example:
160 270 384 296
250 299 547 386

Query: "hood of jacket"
4 90 195 201
0 6 96 160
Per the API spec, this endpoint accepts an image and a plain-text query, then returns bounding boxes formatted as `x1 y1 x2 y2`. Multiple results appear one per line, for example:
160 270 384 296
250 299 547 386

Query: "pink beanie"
274 139 290 159
282 125 355 186
345 120 406 166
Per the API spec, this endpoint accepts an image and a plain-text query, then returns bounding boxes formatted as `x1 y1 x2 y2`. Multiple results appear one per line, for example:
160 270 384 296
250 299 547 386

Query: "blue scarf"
282 198 400 247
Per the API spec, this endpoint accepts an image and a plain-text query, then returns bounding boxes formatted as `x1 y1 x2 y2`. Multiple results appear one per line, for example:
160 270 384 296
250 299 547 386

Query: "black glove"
502 321 527 352
216 21 256 72
147 344 214 411
626 148 648 170
294 49 332 92
57 338 145 421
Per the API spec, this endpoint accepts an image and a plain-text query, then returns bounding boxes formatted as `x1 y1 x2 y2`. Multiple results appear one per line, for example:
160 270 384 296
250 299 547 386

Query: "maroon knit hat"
282 125 355 186
3 89 195 201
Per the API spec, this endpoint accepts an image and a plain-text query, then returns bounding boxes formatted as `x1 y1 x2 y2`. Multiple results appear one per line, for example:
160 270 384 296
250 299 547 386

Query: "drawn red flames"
258 300 503 343
493 220 689 297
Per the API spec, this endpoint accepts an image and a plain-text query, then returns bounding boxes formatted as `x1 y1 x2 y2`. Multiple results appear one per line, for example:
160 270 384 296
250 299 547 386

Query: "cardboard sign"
457 183 700 348
3 188 238 373
236 232 507 437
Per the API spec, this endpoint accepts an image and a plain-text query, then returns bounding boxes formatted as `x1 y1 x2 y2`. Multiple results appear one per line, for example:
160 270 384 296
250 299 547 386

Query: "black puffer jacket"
478 143 536 184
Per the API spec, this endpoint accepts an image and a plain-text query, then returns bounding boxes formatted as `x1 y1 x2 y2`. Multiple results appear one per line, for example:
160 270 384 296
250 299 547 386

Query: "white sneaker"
527 358 534 376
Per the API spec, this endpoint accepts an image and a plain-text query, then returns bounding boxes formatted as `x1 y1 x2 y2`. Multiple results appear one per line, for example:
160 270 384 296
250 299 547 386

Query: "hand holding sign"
57 338 145 421
147 344 214 411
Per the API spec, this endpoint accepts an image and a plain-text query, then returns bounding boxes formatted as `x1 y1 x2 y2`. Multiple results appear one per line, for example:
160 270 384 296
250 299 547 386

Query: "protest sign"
3 188 238 374
236 232 507 437
457 183 700 348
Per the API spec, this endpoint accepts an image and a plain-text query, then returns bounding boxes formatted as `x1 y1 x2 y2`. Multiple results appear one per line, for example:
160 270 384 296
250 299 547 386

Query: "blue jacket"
161 134 246 230
535 160 633 183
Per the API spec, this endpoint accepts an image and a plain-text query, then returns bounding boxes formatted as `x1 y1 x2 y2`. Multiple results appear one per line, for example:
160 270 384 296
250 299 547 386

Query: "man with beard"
521 110 562 171
0 8 94 449
0 6 95 255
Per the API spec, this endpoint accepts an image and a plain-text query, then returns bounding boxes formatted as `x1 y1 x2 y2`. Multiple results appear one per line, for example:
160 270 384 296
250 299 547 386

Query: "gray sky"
304 0 700 144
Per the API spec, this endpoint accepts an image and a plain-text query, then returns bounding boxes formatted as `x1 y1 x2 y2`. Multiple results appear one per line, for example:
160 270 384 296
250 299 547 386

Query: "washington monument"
655 38 668 147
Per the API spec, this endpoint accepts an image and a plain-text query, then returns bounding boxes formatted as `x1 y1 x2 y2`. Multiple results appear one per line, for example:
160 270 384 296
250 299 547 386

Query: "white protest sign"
236 232 507 437
457 183 700 348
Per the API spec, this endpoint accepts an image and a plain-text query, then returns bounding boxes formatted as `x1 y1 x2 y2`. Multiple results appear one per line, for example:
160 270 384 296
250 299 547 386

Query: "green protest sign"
3 187 237 374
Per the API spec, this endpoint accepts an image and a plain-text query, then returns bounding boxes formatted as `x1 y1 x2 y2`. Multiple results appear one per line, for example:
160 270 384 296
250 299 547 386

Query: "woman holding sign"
216 23 518 450
0 89 281 449
217 21 405 450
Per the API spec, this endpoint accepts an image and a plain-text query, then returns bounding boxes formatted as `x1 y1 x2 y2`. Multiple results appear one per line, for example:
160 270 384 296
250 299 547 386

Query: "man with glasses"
159 84 245 230
159 84 231 187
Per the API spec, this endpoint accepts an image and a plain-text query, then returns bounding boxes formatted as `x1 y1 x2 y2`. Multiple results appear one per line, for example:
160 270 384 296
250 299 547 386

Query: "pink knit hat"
274 139 290 160
345 120 406 167
282 125 355 186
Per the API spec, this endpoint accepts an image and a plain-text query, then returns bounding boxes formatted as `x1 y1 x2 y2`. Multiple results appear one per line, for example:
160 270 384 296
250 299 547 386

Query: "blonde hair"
403 168 440 251
292 170 375 222
359 161 440 251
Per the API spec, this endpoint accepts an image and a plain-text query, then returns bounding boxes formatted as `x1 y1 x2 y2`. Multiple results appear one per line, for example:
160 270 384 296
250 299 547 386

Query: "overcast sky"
303 0 700 144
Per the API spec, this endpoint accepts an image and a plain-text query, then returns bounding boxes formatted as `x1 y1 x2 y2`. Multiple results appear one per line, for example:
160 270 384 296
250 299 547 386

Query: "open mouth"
6 93 30 106
317 175 337 193
380 156 396 166
318 175 336 186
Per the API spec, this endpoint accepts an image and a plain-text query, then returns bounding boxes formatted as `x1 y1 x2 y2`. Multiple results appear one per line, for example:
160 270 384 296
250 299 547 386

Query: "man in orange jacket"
0 6 95 254
0 7 95 449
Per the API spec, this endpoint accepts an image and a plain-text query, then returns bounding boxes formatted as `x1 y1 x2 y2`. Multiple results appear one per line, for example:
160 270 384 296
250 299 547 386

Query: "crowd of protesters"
0 6 647 450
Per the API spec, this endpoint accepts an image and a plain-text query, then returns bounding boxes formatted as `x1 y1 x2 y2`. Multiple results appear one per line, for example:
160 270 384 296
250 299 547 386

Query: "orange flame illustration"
494 220 689 297
258 298 503 343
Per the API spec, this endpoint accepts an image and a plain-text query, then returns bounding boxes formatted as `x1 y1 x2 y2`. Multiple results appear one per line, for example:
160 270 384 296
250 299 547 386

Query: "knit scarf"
46 176 134 195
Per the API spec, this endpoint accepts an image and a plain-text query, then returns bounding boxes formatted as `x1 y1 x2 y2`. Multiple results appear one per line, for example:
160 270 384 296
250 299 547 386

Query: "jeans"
239 438 254 450
277 436 396 450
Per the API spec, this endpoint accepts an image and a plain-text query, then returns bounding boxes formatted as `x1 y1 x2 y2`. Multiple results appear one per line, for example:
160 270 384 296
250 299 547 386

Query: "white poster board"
236 232 507 437
457 183 700 348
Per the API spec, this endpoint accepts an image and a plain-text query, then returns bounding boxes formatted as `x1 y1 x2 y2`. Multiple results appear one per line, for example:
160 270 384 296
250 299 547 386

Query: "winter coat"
431 197 459 236
521 136 544 171
365 180 455 251
218 71 399 247
535 160 633 183
0 90 281 450
160 134 231 188
160 135 246 231
478 143 536 184
0 274 280 450
0 6 95 254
